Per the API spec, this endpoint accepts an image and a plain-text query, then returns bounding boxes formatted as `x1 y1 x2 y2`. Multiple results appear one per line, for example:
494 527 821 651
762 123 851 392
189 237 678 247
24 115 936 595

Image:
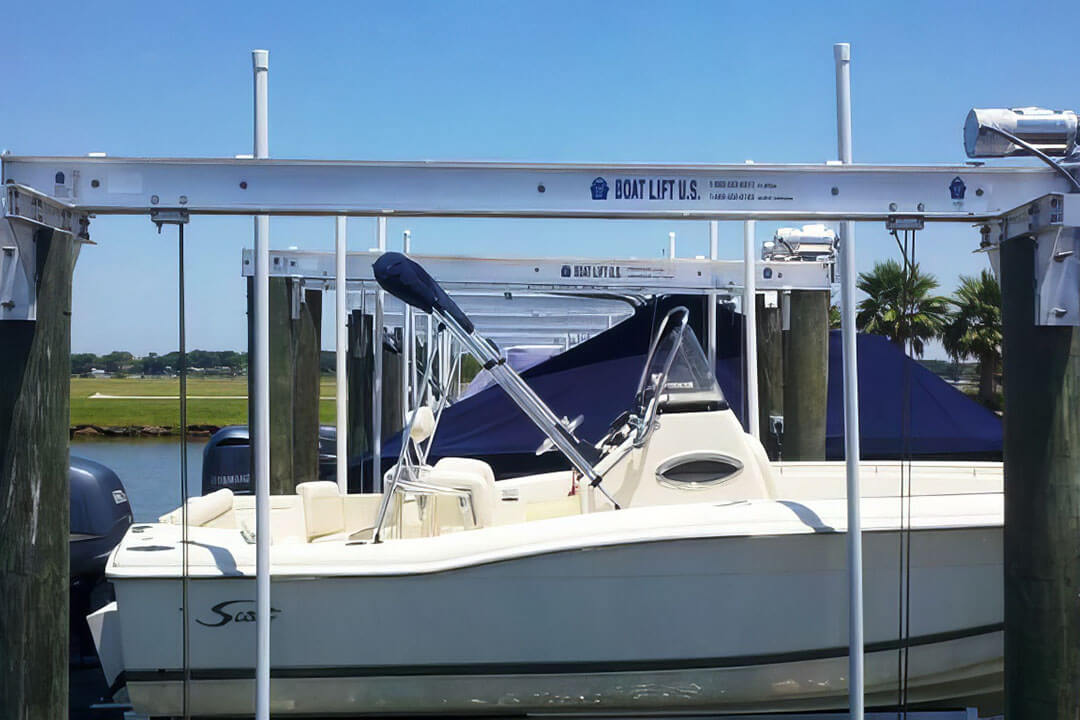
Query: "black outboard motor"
70 456 133 581
202 424 339 494
70 456 133 667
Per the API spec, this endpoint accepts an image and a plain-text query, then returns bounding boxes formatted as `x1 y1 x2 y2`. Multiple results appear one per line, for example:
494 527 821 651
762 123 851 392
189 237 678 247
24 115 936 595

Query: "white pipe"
335 216 348 494
372 217 386 491
250 47 271 720
708 221 718 373
402 230 413 413
668 231 676 259
743 220 759 439
834 40 864 720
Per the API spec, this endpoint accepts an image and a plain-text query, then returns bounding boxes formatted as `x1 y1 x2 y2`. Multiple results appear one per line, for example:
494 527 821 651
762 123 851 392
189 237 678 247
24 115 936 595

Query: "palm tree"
942 269 1002 406
856 260 949 358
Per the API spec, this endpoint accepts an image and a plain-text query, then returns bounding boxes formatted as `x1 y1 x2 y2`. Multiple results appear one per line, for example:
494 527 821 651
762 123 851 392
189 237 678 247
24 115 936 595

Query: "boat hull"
111 525 1001 716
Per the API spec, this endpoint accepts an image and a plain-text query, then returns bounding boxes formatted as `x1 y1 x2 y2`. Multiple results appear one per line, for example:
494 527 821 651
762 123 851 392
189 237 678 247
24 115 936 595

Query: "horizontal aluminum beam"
243 249 832 292
2 156 1066 221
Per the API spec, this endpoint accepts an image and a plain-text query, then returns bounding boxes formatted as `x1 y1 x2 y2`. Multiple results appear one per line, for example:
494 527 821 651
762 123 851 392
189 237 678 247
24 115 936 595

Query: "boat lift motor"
965 107 1080 158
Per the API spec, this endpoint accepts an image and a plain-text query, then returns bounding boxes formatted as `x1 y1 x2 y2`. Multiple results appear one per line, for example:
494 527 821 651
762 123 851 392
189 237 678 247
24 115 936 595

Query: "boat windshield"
644 322 727 414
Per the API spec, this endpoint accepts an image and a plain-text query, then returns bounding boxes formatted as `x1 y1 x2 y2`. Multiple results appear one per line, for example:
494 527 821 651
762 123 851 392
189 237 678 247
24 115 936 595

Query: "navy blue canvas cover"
372 295 1002 481
373 252 475 333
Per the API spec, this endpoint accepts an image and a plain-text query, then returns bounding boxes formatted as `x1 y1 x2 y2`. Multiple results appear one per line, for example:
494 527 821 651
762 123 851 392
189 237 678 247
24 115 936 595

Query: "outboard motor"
70 456 133 582
70 456 133 665
202 425 253 494
202 424 340 495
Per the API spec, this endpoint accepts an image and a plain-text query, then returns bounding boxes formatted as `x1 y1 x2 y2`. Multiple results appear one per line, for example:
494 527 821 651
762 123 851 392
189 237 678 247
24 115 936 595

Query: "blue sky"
6 0 1073 359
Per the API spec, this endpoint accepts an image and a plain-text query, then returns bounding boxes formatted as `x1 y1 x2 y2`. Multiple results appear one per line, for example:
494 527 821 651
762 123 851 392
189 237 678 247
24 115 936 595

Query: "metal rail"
1 156 1066 221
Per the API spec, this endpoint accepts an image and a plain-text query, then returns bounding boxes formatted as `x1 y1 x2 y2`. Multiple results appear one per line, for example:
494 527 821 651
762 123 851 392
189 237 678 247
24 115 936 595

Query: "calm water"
71 437 207 522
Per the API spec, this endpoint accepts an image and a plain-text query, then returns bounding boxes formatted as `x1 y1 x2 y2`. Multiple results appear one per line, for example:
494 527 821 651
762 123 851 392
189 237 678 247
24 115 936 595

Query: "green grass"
70 376 338 427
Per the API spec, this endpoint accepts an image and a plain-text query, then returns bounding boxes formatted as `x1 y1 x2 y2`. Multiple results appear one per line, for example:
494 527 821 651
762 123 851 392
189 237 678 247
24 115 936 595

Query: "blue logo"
590 177 609 200
561 265 572 278
949 176 966 200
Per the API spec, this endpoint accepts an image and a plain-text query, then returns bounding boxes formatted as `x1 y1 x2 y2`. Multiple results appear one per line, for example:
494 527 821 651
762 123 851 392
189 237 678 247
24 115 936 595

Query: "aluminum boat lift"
4 43 1080 720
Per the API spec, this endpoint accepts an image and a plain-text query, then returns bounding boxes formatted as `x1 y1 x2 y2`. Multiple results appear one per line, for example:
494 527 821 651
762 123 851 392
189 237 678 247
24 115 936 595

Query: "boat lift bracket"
996 192 1080 325
0 184 91 321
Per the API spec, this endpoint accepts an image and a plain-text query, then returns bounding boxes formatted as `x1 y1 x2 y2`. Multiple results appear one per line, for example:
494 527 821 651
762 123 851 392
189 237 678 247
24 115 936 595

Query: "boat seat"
425 458 496 528
408 406 435 444
296 481 345 542
160 488 235 527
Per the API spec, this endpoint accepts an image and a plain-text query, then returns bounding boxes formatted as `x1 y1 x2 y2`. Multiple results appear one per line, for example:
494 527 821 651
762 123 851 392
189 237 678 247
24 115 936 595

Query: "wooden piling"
783 290 829 460
382 327 405 438
347 311 373 488
1000 235 1080 719
0 228 75 720
249 278 322 494
756 293 784 459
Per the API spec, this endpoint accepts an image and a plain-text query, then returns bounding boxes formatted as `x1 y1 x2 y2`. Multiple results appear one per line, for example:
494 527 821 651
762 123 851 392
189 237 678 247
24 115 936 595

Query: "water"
71 437 206 522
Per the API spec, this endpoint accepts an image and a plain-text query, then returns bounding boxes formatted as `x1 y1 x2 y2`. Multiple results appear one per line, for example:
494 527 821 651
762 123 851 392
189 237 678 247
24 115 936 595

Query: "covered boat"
90 253 1002 717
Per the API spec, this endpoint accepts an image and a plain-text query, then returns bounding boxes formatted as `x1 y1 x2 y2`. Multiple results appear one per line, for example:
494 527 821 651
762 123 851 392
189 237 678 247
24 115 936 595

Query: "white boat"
90 253 1003 717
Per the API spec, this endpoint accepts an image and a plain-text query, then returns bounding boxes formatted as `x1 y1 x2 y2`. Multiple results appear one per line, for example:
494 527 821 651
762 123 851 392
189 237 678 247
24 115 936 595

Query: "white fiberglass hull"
106 499 1001 717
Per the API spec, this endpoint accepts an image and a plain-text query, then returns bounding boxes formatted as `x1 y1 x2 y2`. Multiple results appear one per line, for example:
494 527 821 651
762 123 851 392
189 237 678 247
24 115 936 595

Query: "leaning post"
0 215 79 719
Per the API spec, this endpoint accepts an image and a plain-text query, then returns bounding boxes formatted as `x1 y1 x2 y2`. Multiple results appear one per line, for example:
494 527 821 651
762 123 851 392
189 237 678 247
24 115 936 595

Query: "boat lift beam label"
1 156 1069 221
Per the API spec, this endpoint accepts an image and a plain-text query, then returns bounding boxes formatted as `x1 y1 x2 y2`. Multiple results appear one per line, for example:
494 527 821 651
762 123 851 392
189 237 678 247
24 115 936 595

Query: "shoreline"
70 424 221 439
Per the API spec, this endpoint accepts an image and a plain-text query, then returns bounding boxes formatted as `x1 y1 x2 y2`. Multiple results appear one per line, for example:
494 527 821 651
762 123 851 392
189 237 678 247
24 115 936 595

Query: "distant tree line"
71 350 247 375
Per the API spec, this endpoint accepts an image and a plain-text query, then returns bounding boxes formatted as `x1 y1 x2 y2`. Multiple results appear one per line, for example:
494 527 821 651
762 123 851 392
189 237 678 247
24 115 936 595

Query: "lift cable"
890 227 917 718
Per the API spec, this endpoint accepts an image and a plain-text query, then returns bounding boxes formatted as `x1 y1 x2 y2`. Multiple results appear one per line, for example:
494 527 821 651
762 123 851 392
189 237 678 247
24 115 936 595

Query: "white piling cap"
252 49 269 71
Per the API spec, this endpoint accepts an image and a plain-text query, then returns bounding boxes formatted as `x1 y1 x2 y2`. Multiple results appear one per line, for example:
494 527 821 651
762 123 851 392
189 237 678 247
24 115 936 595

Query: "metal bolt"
179 195 188 205
917 202 925 212
831 187 839 196
90 179 100 188
976 188 984 197
151 195 159 205
240 181 248 189
889 202 897 211
537 184 546 193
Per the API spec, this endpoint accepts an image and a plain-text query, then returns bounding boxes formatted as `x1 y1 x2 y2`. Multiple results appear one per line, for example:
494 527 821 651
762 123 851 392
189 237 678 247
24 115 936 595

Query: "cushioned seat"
296 481 345 542
161 488 234 527
425 458 497 528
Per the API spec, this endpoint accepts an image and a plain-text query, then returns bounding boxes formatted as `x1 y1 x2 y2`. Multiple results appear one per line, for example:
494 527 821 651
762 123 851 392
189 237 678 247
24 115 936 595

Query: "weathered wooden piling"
248 277 322 494
1000 235 1080 719
755 293 784 459
783 289 829 460
347 311 373 486
382 327 405 437
0 227 75 720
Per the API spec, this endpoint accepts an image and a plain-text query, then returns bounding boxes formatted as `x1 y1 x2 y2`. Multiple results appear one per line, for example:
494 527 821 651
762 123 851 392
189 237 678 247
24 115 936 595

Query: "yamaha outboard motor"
70 456 133 667
202 424 339 494
70 456 133 581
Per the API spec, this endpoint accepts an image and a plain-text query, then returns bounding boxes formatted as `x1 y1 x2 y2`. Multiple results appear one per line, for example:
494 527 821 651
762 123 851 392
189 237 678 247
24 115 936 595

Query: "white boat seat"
296 481 345 542
426 458 496 528
408 406 436 444
161 488 234 526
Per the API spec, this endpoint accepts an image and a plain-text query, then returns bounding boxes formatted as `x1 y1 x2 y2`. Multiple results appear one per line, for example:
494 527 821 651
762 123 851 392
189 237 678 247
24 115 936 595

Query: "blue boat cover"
377 295 1002 479
373 252 475 333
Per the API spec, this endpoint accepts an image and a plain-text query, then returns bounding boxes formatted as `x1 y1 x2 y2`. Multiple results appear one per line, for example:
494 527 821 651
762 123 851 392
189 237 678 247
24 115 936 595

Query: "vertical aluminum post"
372 217 386 491
668 231 676 259
250 48 271 720
402 230 413 413
743 220 759 439
708 221 719 370
834 41 864 720
335 216 348 493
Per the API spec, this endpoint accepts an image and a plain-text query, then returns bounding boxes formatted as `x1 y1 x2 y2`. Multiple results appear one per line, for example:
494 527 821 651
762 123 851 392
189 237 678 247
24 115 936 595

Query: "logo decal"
949 176 966 200
590 177 609 200
196 600 281 627
560 265 572 278
111 489 128 505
